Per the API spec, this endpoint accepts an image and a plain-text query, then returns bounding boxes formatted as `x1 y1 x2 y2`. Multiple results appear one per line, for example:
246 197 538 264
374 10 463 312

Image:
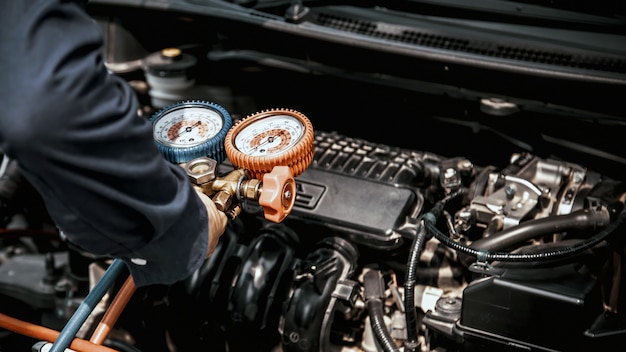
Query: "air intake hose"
281 236 359 352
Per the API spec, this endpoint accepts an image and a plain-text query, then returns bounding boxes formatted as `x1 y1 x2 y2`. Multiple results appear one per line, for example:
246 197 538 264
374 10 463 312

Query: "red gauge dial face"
248 128 293 155
225 108 315 179
233 114 304 156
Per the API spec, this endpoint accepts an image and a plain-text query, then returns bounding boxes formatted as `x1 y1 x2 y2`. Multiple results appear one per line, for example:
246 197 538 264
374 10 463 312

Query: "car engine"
0 0 625 351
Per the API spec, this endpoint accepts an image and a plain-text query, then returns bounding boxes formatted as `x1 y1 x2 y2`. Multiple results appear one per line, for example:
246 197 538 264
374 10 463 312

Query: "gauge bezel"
232 112 305 156
225 108 314 179
149 100 233 164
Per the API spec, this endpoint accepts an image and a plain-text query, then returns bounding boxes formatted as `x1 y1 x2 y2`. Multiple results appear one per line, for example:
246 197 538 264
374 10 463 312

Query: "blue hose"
49 258 127 352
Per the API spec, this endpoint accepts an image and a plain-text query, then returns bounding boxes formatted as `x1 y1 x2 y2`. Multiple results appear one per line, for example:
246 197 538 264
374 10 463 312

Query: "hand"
194 186 228 257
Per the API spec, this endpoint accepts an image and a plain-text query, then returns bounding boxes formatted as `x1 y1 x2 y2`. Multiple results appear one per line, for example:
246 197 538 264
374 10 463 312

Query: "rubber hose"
402 221 427 346
425 209 626 263
363 270 399 352
0 314 117 352
50 259 127 352
367 300 399 352
469 208 610 253
401 190 461 351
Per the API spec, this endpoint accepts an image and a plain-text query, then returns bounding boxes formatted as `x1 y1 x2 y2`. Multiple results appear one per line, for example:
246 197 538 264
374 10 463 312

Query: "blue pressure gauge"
149 100 233 164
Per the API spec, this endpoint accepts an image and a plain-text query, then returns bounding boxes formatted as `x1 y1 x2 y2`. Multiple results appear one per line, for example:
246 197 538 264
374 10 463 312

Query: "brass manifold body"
183 157 261 220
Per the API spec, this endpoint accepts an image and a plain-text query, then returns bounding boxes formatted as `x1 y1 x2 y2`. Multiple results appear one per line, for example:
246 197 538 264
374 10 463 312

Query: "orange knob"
259 166 296 223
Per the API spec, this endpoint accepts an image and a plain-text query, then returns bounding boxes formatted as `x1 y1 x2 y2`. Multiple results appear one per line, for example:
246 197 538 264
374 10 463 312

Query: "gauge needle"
178 121 202 137
253 137 272 152
254 131 284 152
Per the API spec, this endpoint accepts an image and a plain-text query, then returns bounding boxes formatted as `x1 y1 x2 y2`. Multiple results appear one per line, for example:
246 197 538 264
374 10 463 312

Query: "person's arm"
0 0 225 287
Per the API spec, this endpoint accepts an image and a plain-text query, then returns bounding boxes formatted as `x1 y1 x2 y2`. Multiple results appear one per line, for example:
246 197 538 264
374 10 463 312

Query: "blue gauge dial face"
153 106 224 147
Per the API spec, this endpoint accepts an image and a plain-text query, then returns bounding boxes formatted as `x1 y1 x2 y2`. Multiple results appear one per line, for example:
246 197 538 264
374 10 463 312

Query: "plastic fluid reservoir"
143 48 198 108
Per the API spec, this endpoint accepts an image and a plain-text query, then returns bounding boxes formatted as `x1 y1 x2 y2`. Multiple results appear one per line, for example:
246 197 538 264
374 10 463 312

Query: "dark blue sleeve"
0 0 209 287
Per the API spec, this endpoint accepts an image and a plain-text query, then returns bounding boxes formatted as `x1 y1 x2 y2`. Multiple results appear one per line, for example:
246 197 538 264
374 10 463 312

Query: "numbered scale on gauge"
154 106 220 146
235 114 305 156
150 100 233 164
225 108 315 180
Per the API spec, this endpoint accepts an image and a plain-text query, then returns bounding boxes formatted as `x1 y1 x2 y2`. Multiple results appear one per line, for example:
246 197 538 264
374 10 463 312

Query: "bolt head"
185 157 217 185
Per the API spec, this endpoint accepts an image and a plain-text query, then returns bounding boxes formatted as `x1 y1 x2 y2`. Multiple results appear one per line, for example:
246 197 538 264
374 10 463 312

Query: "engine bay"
1 0 625 351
